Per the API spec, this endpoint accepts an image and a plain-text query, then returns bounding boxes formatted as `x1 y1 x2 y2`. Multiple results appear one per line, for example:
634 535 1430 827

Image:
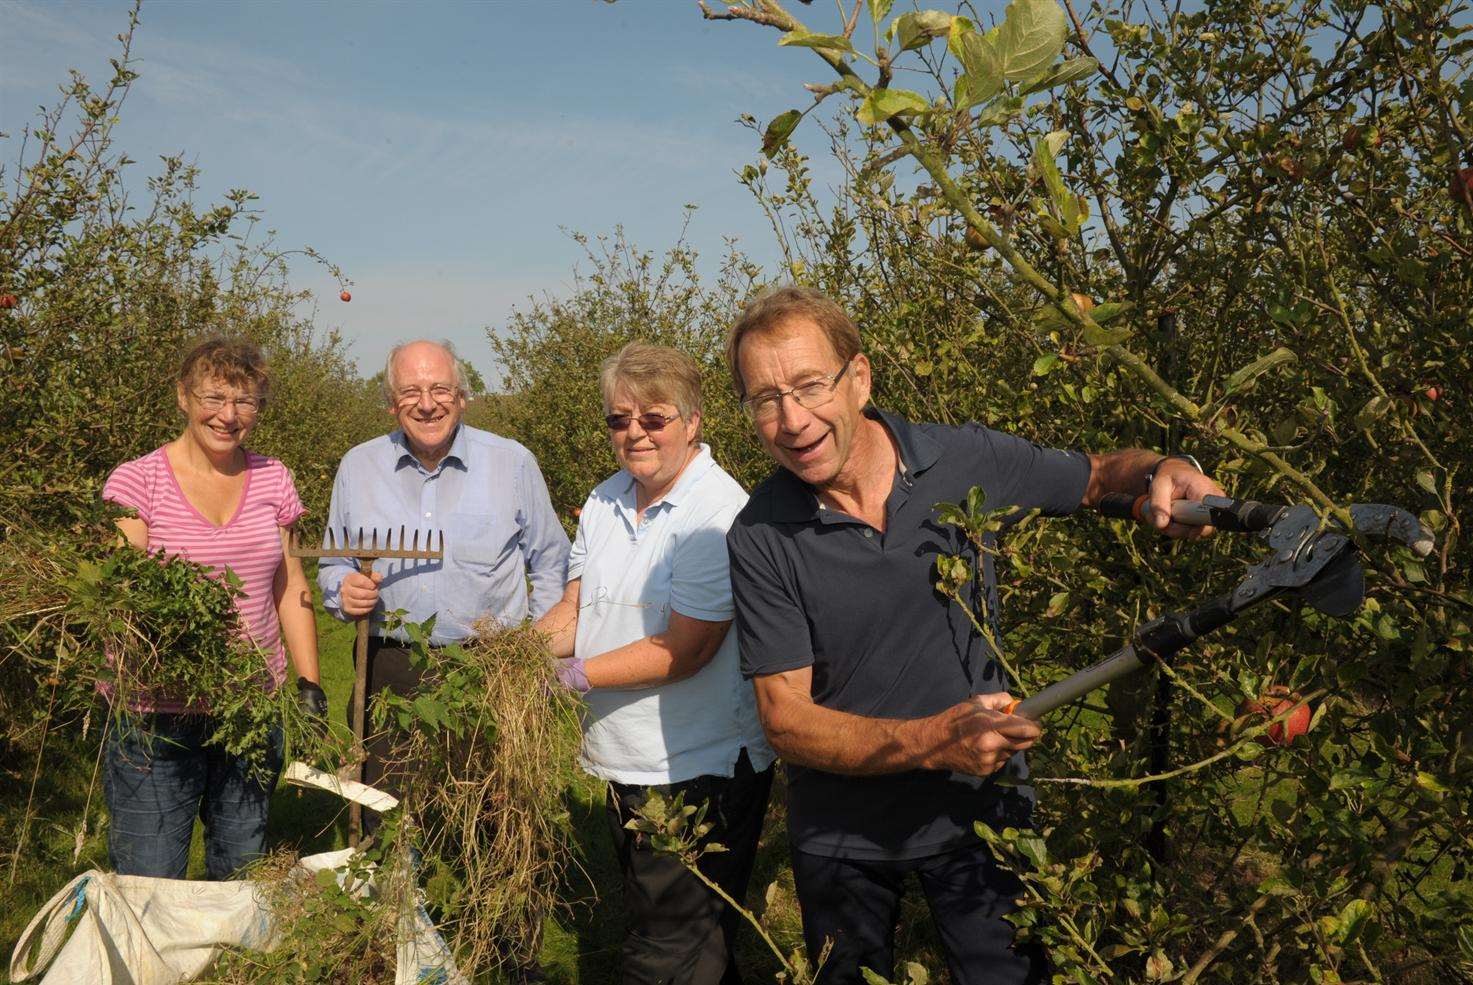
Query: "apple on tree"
1237 688 1313 747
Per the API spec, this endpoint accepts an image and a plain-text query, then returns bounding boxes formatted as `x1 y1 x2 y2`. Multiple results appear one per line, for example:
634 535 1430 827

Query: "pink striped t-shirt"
102 447 305 712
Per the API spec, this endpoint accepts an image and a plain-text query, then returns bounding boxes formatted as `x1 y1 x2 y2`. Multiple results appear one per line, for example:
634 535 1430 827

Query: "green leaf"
995 0 1068 82
1415 770 1449 794
1089 300 1133 323
1354 394 1392 432
1019 55 1098 95
904 962 929 985
1145 950 1175 981
857 88 930 125
957 29 1004 106
1415 469 1438 495
868 0 895 23
860 968 892 985
779 30 856 54
762 109 803 157
1081 320 1133 346
413 694 441 729
947 15 976 60
1259 875 1298 896
892 10 953 51
1032 352 1061 376
1033 130 1070 216
973 94 1024 126
1335 899 1374 945
1225 347 1297 393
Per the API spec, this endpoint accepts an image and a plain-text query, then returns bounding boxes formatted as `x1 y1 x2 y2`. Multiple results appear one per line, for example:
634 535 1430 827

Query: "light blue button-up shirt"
569 444 774 785
318 424 570 644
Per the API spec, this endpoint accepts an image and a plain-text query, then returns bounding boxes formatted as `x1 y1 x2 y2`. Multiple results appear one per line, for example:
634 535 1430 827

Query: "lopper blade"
1298 552 1366 617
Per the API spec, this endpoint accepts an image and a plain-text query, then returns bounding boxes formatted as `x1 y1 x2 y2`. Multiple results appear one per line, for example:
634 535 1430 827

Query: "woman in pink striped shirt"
102 338 324 880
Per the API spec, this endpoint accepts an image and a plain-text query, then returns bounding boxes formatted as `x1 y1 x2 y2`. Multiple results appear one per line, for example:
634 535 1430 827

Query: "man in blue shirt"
318 338 569 813
725 287 1224 985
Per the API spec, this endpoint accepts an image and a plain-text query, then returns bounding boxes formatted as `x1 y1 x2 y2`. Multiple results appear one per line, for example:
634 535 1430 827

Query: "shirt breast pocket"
450 511 519 570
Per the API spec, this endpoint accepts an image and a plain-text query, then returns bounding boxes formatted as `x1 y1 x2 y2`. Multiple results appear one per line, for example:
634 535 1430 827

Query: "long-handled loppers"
1008 494 1434 720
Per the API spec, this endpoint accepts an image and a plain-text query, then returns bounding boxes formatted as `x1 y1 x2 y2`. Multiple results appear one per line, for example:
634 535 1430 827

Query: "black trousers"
791 840 1048 985
351 637 434 834
605 749 775 985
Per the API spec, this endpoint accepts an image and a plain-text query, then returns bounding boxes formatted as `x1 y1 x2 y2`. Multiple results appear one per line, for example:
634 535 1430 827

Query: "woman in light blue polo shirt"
536 341 774 985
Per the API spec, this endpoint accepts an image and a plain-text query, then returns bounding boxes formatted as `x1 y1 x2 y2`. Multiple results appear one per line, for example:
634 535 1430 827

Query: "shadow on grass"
0 722 112 961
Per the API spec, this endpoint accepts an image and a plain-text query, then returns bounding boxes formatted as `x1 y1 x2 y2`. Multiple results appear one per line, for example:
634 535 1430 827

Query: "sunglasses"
605 412 680 432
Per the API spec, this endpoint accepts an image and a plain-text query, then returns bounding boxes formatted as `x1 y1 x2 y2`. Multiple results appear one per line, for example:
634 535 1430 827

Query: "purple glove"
554 657 592 694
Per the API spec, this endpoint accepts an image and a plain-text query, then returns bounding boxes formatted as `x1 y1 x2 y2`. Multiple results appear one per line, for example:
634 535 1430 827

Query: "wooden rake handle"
349 558 374 848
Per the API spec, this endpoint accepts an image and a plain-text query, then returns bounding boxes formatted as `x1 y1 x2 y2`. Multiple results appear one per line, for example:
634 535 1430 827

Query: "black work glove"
297 677 328 719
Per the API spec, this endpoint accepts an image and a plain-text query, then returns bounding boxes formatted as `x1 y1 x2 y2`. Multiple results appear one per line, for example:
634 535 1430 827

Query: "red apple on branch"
1238 689 1313 747
1451 167 1473 212
340 290 352 303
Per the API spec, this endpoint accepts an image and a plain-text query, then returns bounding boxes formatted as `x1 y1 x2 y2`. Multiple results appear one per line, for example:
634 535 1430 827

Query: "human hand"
554 657 591 694
297 677 328 719
920 692 1042 777
339 570 383 618
1146 459 1227 540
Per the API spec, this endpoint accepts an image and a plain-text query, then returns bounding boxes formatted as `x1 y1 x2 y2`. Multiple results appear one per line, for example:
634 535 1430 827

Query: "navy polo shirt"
727 408 1090 860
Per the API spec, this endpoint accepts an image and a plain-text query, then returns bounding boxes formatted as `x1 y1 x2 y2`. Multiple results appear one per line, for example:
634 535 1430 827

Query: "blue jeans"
103 713 284 880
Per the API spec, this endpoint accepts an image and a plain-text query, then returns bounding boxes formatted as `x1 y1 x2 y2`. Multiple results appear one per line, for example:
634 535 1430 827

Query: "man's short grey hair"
382 339 470 405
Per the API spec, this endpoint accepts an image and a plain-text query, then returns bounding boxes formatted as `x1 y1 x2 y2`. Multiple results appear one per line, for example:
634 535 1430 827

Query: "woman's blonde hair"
599 341 703 426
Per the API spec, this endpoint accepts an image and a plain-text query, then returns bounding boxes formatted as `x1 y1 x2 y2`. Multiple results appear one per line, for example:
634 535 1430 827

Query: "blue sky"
2 0 858 383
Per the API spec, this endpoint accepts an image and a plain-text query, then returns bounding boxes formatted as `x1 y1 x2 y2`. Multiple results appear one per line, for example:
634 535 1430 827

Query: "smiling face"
388 341 465 464
737 319 871 490
176 376 260 458
607 387 700 503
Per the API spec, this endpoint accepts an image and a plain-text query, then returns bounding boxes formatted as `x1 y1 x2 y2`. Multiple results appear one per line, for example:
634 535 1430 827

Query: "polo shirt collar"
389 423 469 473
618 443 716 512
765 407 942 523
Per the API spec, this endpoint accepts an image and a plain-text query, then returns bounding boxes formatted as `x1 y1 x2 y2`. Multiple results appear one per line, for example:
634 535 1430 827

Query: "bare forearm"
755 669 1038 778
536 596 580 658
582 631 720 689
277 579 320 683
1082 448 1161 505
762 698 935 775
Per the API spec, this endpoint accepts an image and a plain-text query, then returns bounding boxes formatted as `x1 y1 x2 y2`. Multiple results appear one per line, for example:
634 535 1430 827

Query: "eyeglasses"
194 391 261 416
605 412 680 433
394 384 459 406
741 360 852 422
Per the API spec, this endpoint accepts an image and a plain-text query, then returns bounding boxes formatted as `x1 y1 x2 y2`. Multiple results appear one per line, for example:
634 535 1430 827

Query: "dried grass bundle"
386 621 583 974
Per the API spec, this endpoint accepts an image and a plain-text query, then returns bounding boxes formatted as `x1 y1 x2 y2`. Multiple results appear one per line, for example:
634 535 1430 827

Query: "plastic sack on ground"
8 764 467 985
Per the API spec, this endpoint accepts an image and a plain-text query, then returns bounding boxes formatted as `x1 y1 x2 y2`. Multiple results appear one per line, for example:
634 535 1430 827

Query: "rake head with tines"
287 525 444 563
287 524 444 847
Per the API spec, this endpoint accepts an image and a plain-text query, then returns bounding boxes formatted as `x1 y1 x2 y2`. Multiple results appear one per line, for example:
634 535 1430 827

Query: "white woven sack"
7 870 270 985
9 764 467 985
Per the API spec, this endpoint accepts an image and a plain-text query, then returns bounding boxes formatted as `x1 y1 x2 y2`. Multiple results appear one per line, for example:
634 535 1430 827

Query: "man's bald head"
382 339 469 406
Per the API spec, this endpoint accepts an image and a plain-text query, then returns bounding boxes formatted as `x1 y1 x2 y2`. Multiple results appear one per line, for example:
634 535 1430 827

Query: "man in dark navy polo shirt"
724 286 1224 985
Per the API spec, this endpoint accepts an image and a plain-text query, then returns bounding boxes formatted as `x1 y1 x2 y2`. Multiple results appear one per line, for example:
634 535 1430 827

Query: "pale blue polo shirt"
567 444 775 785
